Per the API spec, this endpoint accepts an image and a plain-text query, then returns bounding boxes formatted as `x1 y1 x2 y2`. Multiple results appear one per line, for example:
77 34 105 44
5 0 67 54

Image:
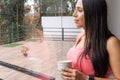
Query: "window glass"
42 0 76 16
0 0 80 80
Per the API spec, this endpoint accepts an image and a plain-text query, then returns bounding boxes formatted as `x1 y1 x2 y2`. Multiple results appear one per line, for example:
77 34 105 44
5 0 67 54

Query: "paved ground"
0 39 74 80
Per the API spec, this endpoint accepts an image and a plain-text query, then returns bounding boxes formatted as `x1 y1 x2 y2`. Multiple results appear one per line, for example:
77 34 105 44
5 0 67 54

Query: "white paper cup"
57 60 72 71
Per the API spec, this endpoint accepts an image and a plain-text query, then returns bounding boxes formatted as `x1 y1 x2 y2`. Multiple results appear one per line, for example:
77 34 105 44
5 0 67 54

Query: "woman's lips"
74 19 79 23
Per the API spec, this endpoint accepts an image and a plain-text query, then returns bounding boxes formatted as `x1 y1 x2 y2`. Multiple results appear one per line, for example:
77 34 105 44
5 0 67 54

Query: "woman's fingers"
62 71 72 77
62 75 75 80
62 68 86 80
63 68 73 72
62 68 76 78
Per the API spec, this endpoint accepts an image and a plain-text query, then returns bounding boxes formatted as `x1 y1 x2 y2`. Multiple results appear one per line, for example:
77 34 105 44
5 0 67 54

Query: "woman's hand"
61 68 88 80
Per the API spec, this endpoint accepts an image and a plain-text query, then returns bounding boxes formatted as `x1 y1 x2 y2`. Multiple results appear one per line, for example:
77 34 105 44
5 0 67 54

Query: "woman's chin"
76 25 82 28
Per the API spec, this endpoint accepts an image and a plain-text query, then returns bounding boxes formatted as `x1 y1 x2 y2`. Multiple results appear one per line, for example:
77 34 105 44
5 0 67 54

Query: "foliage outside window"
0 0 25 44
41 0 76 16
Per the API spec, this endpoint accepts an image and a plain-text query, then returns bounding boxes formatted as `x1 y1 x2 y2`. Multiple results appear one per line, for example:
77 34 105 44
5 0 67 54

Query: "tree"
41 0 75 16
0 0 25 44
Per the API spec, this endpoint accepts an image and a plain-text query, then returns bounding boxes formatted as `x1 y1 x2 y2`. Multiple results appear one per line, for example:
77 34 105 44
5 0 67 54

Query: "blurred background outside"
0 0 82 80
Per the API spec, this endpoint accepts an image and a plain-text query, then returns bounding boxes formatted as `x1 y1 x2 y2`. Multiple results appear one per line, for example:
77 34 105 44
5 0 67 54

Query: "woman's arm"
94 36 120 80
107 37 120 79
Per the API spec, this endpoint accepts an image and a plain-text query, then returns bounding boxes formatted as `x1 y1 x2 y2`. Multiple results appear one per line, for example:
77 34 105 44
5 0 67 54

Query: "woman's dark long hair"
81 0 114 77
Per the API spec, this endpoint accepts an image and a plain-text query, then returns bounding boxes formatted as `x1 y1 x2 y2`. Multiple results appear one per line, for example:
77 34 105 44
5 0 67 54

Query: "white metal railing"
43 27 81 41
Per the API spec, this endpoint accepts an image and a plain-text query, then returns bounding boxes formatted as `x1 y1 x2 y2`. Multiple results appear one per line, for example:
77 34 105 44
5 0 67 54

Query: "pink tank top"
67 36 112 77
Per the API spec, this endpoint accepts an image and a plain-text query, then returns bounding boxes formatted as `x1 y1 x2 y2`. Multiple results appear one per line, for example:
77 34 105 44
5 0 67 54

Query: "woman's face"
73 0 85 28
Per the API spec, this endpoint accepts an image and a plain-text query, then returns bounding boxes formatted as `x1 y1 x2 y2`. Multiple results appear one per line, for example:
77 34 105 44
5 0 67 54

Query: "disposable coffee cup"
57 60 72 71
57 60 72 80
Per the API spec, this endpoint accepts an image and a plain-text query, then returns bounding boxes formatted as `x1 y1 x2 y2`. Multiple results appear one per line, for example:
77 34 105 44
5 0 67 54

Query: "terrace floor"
0 39 74 80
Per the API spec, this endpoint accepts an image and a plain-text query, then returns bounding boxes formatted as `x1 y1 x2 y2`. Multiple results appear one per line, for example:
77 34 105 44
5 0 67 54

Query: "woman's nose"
72 10 77 17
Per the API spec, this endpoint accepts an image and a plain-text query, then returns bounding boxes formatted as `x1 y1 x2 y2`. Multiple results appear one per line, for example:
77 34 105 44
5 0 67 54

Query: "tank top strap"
75 34 85 46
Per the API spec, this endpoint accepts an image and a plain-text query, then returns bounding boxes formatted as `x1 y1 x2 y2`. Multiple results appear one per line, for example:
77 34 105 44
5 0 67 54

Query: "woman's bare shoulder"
107 36 120 54
107 36 120 46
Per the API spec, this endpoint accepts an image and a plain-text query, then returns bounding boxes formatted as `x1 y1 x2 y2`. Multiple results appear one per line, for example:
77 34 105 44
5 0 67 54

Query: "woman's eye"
78 9 83 12
75 8 83 12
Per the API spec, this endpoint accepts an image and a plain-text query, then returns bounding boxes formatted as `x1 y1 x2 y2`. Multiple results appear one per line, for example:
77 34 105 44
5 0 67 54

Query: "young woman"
62 0 120 80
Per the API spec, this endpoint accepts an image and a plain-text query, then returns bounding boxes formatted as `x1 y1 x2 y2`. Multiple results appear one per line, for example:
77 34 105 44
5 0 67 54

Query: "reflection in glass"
24 0 43 41
0 0 78 80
